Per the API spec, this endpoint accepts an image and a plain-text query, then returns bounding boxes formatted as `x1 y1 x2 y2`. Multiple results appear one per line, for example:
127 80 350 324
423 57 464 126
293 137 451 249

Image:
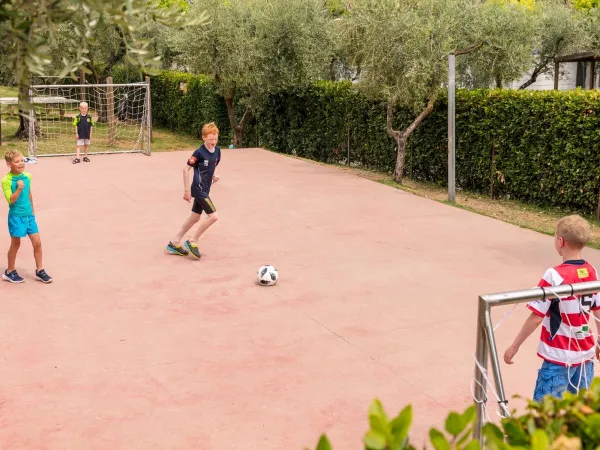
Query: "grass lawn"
0 85 17 97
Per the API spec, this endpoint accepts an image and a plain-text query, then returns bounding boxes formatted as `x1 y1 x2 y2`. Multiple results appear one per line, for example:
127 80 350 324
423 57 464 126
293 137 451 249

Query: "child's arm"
593 309 600 360
29 190 34 215
7 180 25 205
182 165 192 202
504 312 544 364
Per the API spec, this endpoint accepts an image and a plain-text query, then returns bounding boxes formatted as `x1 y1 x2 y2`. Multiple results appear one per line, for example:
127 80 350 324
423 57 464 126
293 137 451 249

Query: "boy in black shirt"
166 122 221 259
72 101 94 164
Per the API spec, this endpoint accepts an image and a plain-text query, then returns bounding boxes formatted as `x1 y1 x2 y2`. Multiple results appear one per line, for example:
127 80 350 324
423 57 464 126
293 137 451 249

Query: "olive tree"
342 0 485 183
169 0 334 147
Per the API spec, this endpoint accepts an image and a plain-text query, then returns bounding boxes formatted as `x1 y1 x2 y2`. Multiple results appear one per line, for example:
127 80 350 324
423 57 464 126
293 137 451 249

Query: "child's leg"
172 212 201 246
83 143 90 161
7 236 21 272
191 212 219 243
189 197 218 243
532 360 569 403
74 144 81 163
28 233 43 271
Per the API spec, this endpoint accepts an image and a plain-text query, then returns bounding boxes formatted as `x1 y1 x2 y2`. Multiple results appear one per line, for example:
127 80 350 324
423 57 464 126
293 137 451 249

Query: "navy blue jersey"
187 145 221 198
73 114 94 139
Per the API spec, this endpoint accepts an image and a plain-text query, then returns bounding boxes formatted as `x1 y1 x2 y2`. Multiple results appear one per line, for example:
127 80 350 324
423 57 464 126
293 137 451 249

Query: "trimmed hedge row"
147 71 600 215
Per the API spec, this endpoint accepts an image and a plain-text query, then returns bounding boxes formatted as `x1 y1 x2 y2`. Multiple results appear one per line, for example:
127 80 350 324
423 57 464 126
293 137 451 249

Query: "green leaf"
530 430 549 450
314 435 333 450
462 440 482 450
364 430 387 450
390 404 413 446
368 399 392 442
429 428 451 450
445 411 465 437
461 406 477 425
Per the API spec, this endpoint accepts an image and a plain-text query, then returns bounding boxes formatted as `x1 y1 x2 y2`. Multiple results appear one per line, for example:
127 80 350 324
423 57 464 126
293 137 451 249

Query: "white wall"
506 62 578 91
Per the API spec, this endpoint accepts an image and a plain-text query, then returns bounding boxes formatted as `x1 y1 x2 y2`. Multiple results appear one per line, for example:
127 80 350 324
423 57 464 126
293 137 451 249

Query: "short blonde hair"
79 102 88 108
556 215 591 249
4 149 23 163
202 122 219 138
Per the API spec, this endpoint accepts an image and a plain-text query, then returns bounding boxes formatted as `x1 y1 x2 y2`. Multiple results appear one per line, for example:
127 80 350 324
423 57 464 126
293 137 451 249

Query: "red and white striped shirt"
527 260 600 367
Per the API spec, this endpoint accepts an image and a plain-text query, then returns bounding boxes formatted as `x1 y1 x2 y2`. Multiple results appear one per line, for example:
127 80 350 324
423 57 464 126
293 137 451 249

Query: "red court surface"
1 148 599 449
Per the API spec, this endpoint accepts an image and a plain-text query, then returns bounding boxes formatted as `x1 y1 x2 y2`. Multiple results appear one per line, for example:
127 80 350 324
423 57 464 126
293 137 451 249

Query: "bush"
149 71 231 141
309 378 600 450
253 85 600 215
148 70 600 215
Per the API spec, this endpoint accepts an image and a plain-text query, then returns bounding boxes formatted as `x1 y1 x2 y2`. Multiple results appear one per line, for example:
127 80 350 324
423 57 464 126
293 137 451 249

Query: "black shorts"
192 196 217 215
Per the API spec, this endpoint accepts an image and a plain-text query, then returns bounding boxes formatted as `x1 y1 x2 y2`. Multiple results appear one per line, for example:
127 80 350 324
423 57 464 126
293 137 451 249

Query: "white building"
507 53 600 90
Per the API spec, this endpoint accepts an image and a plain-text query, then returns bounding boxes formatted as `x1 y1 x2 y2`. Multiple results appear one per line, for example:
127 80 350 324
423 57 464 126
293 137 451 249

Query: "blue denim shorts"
8 215 39 238
533 360 594 402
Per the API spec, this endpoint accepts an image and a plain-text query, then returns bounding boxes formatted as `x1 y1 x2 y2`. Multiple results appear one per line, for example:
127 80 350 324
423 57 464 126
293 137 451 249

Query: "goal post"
472 280 600 442
27 80 152 157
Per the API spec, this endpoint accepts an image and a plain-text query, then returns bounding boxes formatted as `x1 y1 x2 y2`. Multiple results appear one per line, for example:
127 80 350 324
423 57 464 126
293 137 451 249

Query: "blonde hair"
556 215 591 249
202 122 219 138
79 102 88 108
4 149 23 163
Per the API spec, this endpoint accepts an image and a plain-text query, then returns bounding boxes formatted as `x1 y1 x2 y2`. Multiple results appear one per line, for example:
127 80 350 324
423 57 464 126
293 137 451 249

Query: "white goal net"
27 81 151 157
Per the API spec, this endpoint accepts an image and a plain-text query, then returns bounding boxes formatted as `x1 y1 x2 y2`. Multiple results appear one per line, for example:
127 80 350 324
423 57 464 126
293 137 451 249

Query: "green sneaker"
185 240 201 259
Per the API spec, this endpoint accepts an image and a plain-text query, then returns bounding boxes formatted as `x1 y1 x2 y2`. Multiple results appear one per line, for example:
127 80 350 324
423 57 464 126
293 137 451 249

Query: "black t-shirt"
73 114 94 139
187 145 221 198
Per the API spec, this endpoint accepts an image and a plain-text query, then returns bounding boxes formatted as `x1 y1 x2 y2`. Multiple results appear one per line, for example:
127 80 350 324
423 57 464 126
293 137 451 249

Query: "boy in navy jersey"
166 122 221 259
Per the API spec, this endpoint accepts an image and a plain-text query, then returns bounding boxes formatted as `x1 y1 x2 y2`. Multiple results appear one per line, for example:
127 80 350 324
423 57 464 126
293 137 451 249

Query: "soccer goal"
472 280 600 442
27 79 151 157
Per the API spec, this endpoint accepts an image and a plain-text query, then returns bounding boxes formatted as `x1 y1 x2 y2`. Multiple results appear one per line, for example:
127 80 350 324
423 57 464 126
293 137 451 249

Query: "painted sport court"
1 148 598 449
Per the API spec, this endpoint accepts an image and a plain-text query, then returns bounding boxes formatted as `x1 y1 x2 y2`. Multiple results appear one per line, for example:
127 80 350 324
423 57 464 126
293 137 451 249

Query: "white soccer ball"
257 265 279 286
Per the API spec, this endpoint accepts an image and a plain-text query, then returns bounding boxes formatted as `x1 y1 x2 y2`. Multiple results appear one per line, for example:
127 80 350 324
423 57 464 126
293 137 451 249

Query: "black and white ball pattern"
257 265 279 286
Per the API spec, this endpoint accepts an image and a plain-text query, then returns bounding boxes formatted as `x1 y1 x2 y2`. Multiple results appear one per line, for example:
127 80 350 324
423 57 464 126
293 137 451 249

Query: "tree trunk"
394 135 408 184
14 83 31 140
387 98 436 184
519 64 544 90
224 95 251 148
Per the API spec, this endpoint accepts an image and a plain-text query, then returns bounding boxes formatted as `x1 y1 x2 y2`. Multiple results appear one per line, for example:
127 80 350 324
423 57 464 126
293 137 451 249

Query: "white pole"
448 54 456 202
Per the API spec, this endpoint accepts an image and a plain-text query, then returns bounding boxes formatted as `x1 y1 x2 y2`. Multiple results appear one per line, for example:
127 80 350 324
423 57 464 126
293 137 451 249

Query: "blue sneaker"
166 241 189 256
3 270 25 283
35 269 53 284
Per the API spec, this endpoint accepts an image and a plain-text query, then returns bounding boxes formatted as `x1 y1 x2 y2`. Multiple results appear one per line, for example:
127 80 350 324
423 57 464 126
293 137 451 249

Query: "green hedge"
149 71 231 141
148 71 600 215
254 84 600 215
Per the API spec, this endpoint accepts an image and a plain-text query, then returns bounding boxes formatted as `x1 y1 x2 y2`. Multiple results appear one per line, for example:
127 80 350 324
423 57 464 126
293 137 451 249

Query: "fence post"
106 77 116 146
473 296 488 443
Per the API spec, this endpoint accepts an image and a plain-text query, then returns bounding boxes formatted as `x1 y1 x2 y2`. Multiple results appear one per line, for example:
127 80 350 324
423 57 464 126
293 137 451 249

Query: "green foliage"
572 0 600 11
149 71 231 141
309 380 600 449
251 82 600 215
149 70 600 214
0 0 207 90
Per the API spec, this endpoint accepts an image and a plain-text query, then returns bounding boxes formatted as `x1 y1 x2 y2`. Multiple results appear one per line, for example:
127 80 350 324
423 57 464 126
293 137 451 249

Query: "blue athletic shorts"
8 215 39 238
533 359 594 402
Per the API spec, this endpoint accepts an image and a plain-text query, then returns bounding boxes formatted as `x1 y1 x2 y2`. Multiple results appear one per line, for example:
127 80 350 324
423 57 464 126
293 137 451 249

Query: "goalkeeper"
73 102 94 164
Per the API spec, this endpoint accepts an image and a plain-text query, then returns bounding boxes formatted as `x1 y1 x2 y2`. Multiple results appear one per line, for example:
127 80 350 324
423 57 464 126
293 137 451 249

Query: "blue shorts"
533 360 594 402
8 215 39 238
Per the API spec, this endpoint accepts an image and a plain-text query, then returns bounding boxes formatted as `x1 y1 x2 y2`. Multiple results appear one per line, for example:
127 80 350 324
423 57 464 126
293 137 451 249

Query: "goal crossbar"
30 83 147 88
473 280 600 442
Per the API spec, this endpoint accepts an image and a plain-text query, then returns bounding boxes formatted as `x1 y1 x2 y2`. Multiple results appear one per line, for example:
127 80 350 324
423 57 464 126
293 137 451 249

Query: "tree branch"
454 41 486 56
386 100 399 139
401 97 436 139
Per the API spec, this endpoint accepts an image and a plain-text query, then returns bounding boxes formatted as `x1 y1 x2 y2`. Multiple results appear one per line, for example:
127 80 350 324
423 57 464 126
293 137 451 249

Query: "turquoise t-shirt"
2 172 33 216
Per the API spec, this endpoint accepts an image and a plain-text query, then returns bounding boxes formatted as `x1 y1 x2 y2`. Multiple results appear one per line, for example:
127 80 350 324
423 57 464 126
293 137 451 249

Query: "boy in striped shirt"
504 215 600 402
